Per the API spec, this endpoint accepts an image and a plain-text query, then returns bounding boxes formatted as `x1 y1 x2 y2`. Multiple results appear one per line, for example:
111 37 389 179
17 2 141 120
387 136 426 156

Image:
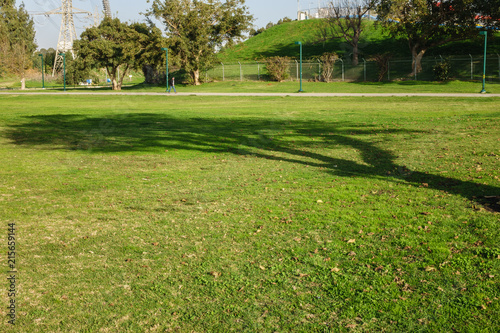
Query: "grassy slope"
219 19 500 63
0 95 498 332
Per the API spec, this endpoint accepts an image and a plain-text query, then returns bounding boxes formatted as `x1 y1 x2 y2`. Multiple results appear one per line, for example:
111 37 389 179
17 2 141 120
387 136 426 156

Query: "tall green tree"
377 0 481 73
74 17 164 90
148 0 253 85
0 0 37 88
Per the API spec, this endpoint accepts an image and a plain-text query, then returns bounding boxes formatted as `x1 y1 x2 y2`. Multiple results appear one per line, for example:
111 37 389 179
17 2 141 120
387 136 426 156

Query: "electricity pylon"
36 1 92 76
102 0 112 18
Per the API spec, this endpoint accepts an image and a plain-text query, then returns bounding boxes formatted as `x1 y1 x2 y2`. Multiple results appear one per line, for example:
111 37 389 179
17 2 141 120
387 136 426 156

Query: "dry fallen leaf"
317 200 324 204
348 251 356 256
298 273 309 278
347 239 356 244
209 271 221 278
425 266 436 272
331 267 340 272
259 265 266 270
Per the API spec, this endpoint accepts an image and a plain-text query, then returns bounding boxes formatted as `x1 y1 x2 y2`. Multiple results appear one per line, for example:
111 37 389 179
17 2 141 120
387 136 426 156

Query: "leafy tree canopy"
74 17 164 90
377 0 487 73
0 1 37 81
148 0 253 85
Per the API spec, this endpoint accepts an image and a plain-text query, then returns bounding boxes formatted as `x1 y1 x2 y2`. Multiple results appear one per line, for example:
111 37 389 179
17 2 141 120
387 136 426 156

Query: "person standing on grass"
168 77 177 93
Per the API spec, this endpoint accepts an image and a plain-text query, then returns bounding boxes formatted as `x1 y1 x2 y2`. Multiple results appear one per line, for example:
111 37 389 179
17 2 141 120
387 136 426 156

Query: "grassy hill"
218 19 500 63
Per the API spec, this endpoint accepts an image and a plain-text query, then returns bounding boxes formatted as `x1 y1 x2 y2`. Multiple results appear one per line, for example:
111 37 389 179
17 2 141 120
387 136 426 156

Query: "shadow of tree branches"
5 113 498 211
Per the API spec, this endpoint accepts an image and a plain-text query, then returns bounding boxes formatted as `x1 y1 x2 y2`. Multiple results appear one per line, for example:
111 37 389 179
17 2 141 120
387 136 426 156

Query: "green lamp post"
479 31 487 94
38 54 45 89
59 53 66 92
161 47 169 92
295 41 303 92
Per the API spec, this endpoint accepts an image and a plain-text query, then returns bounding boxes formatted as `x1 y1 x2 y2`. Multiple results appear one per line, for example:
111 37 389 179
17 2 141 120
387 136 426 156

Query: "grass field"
144 80 500 94
0 94 499 332
10 80 498 94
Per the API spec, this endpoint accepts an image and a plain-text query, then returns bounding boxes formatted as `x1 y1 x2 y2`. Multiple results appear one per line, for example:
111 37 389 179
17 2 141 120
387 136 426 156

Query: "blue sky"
23 0 301 49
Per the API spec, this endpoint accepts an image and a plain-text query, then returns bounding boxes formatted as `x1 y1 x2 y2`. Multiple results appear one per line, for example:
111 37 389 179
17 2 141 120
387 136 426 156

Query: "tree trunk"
192 69 201 86
352 43 359 67
112 77 120 90
411 46 427 74
107 67 120 90
21 78 26 90
118 65 129 89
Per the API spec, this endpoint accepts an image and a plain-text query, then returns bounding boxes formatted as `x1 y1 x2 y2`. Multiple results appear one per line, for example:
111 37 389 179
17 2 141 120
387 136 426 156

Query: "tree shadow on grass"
5 113 499 211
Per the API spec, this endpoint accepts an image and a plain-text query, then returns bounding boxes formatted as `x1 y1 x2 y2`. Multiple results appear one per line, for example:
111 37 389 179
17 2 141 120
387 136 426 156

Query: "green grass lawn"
142 80 500 94
15 79 495 94
0 95 499 332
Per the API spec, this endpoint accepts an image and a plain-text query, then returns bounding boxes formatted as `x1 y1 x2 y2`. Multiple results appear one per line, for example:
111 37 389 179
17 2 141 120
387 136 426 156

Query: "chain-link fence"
205 55 500 82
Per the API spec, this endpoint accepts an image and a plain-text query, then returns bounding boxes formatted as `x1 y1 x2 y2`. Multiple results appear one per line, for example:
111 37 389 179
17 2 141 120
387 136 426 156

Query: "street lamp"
59 53 66 92
161 47 169 92
38 54 45 89
295 41 303 92
479 31 487 94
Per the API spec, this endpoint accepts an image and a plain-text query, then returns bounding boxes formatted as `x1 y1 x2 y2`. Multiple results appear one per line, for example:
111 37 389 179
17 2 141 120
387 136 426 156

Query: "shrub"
433 61 451 82
370 53 392 82
265 56 290 82
319 52 338 83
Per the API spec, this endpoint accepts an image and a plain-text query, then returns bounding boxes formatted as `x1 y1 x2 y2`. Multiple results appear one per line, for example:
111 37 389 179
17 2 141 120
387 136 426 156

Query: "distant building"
297 1 377 21
297 1 330 21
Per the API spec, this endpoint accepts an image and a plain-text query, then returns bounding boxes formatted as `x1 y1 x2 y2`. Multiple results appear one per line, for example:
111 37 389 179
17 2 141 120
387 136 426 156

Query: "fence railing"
205 55 500 83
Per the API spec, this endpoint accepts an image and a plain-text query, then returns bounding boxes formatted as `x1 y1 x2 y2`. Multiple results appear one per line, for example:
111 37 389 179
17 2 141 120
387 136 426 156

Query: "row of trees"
71 0 252 89
0 0 36 89
324 0 500 71
249 17 293 37
74 0 500 89
2 0 500 89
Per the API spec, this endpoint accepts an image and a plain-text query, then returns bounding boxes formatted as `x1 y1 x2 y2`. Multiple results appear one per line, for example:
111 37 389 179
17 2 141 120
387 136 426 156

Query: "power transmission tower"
102 0 112 18
36 1 92 76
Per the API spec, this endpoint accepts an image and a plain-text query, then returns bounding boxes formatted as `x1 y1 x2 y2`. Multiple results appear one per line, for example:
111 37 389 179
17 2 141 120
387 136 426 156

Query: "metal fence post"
295 60 299 81
388 60 390 81
318 59 321 81
363 58 366 81
413 56 417 81
497 54 500 80
469 54 473 80
339 58 344 81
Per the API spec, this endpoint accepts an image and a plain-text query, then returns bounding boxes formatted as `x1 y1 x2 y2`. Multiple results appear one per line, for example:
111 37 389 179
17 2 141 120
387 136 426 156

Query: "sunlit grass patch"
0 95 498 331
